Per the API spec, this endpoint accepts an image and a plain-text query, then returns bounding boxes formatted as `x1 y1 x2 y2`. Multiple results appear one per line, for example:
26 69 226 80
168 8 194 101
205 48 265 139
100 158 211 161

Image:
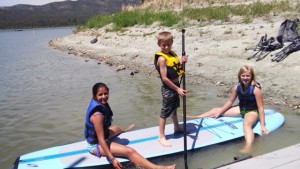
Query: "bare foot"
186 114 200 118
158 137 172 147
239 145 252 154
123 124 135 132
187 114 208 119
157 164 176 169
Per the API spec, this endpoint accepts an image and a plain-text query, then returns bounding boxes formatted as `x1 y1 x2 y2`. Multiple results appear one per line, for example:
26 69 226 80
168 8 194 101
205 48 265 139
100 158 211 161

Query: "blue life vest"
237 83 258 111
84 99 113 144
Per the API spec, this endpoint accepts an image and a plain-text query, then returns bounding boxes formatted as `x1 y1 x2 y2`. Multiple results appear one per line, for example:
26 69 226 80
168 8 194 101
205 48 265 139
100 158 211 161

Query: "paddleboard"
13 109 284 169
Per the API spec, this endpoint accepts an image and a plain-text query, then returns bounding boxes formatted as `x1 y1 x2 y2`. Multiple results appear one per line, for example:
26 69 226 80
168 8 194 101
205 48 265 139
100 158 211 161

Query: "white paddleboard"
13 109 284 169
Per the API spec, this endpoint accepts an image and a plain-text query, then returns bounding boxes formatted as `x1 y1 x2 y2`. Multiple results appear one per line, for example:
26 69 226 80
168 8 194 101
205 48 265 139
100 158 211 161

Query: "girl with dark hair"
84 82 176 169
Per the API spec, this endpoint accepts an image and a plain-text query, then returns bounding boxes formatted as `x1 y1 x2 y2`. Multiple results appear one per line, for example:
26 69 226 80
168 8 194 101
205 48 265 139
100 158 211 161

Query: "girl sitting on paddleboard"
84 82 176 169
187 65 269 154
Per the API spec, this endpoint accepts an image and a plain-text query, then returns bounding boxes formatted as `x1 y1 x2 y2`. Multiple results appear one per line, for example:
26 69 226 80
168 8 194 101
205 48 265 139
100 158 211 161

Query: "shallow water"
0 28 299 169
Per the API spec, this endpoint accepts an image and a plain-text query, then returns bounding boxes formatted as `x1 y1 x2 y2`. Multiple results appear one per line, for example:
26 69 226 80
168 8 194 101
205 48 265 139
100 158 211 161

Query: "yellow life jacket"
154 50 185 79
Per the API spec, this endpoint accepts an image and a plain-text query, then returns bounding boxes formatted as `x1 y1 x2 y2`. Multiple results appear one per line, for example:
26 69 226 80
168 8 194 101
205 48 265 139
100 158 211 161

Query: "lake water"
0 28 299 169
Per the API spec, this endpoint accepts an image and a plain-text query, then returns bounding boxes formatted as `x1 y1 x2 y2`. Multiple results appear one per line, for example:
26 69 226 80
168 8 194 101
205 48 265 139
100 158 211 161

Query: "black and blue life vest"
237 83 258 111
84 99 113 144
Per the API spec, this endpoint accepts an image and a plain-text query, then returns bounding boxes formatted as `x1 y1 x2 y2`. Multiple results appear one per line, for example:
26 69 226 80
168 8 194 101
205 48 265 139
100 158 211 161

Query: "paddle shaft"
181 29 188 169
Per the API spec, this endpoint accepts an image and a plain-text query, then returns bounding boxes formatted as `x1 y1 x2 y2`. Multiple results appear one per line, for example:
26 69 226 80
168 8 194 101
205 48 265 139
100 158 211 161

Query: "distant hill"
0 0 142 29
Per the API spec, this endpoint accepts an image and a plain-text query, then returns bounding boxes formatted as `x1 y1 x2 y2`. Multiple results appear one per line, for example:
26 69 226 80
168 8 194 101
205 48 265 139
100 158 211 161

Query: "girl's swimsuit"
240 109 259 117
86 140 111 158
237 83 259 117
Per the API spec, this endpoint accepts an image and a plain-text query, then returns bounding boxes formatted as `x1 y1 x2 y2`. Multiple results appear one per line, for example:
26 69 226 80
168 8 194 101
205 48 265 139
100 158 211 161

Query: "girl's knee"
243 121 253 127
111 126 122 132
125 146 138 154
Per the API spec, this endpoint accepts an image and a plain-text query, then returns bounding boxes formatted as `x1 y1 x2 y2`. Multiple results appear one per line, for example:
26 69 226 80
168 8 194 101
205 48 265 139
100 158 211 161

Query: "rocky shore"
49 17 300 113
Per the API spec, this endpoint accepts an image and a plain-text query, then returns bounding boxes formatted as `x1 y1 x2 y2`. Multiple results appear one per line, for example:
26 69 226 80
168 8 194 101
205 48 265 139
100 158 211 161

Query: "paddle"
181 29 188 169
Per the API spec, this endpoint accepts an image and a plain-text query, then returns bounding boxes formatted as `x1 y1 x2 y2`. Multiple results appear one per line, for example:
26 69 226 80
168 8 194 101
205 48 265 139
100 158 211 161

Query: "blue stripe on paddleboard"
19 149 89 163
127 119 243 144
19 110 277 164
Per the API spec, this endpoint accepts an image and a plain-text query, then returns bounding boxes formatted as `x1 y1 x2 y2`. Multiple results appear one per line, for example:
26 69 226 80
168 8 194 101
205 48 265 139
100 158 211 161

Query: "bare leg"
240 111 258 154
187 106 241 119
158 117 171 147
222 106 241 117
108 124 135 139
172 115 182 131
187 107 231 119
123 124 135 132
102 142 176 169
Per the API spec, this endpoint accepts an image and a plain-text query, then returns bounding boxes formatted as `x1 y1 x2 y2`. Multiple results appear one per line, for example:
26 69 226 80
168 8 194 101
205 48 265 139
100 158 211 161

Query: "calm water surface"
0 28 299 169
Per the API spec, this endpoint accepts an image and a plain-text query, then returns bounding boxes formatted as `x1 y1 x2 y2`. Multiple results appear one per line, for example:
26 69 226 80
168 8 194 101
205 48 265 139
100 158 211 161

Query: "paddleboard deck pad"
13 109 284 169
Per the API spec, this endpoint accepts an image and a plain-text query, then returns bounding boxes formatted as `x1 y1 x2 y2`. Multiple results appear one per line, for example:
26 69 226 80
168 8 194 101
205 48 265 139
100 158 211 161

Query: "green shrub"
156 11 181 26
85 14 112 28
249 1 274 17
182 6 230 20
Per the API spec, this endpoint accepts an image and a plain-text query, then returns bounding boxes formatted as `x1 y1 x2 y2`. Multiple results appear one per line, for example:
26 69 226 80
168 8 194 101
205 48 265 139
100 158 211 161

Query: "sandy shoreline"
49 17 300 112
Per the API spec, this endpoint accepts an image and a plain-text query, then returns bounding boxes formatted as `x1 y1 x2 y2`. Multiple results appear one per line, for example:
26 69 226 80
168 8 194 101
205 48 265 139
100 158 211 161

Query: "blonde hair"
157 31 173 45
238 65 256 85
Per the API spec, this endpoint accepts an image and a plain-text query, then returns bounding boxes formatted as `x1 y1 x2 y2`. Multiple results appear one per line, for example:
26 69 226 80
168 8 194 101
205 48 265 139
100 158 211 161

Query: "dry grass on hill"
134 0 274 10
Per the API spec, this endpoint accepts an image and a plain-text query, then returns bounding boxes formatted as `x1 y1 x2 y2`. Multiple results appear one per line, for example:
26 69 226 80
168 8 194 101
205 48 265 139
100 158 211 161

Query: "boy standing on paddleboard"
154 31 188 147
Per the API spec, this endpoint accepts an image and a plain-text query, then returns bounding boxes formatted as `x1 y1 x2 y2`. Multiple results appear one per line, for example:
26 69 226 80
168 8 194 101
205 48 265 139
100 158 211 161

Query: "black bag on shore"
247 18 299 61
277 18 299 43
272 37 300 62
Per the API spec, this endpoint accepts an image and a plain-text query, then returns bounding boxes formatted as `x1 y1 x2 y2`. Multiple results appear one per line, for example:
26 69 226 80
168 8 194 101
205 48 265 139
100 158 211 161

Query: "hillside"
0 0 142 29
